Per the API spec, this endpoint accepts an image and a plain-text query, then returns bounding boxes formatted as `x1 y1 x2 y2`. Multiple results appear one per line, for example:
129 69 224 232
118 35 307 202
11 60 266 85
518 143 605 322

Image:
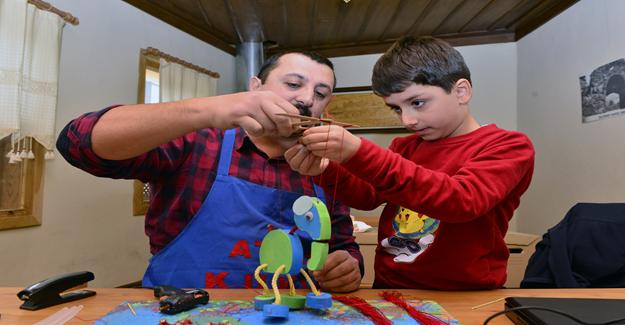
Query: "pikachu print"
381 207 439 263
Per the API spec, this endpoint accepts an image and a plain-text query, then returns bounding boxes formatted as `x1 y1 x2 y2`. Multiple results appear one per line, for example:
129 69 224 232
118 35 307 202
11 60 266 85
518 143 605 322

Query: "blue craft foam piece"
287 232 304 275
259 229 303 275
293 195 331 241
254 296 275 311
263 303 289 318
305 292 333 309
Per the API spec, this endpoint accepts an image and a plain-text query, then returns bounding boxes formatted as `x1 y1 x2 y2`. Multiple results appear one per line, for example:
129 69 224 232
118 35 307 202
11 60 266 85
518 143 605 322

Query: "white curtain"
159 58 217 102
0 0 65 161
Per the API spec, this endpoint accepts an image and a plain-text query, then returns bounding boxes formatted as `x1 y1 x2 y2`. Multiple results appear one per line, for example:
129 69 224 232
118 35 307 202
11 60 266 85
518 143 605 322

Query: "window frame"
132 50 160 216
0 140 45 230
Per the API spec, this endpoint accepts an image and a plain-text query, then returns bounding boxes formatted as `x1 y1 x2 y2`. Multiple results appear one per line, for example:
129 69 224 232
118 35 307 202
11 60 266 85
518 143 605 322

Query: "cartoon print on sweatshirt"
381 206 440 263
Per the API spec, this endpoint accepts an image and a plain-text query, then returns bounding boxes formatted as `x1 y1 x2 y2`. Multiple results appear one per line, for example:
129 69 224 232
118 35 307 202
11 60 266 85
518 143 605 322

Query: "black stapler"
17 271 96 310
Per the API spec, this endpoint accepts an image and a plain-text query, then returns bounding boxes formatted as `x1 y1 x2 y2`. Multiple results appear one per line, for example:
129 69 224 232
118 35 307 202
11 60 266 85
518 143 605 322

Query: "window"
145 68 160 104
1 3 77 230
0 136 45 230
132 47 218 216
132 51 160 216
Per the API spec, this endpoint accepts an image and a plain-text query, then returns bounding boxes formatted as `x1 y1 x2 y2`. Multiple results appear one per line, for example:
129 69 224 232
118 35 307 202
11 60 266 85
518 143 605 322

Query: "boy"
285 37 534 290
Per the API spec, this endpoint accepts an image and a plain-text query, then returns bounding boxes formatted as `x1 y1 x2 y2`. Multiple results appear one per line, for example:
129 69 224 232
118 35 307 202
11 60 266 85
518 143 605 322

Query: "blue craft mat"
95 299 461 324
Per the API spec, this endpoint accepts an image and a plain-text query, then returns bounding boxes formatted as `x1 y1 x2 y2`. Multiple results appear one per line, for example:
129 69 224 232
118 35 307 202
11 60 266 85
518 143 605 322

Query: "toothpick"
471 297 505 310
128 302 137 316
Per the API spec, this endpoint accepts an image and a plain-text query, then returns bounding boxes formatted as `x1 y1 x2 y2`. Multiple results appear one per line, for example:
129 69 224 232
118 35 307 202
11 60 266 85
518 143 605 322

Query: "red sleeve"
339 134 535 223
314 158 385 211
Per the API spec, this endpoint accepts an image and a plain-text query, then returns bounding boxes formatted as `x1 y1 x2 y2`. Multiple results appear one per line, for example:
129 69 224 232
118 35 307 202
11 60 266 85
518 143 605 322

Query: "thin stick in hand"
292 121 320 127
276 113 359 128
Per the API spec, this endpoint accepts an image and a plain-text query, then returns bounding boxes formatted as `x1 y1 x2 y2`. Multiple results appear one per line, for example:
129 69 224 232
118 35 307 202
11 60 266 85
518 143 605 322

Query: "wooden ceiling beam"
514 0 578 40
225 0 264 42
440 0 494 35
269 31 515 58
406 0 436 36
124 0 236 55
377 0 408 41
125 0 577 59
354 0 379 43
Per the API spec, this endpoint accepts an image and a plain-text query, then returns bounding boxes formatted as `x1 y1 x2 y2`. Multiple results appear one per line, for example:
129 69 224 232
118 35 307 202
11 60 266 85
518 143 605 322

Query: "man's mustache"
293 103 312 117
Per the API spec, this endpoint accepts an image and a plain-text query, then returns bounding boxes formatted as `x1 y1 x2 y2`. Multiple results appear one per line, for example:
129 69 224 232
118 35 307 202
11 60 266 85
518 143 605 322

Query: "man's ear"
454 78 472 105
249 76 262 91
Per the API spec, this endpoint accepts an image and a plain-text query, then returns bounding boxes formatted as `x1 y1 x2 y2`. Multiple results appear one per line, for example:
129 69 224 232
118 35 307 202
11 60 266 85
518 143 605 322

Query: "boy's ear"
454 78 472 105
249 76 262 91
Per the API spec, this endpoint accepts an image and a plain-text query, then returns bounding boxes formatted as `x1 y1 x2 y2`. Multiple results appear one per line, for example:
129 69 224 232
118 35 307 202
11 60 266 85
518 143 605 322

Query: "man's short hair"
257 51 337 90
372 36 471 96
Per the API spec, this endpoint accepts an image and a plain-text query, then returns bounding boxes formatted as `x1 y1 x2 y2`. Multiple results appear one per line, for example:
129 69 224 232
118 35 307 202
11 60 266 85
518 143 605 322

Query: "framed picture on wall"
579 58 625 123
324 86 406 133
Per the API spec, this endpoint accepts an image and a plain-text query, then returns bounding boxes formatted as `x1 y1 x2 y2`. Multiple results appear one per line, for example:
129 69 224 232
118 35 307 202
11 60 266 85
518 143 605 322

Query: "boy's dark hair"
257 51 336 90
372 36 471 96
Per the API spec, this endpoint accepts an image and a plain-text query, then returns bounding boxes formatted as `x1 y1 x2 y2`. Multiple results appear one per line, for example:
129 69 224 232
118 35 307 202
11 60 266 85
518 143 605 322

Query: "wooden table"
1 287 624 324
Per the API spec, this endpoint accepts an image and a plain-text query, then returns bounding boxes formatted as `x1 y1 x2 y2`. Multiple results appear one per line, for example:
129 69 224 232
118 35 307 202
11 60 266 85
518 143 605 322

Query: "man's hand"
312 250 361 293
193 90 300 138
284 144 329 176
299 125 361 163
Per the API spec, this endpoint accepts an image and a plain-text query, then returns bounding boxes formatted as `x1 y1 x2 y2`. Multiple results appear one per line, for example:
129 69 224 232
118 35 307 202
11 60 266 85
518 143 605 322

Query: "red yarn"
333 295 392 325
380 291 448 325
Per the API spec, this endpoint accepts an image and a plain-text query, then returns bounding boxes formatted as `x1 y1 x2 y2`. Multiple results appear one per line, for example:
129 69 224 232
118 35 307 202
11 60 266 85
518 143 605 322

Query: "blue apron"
142 129 324 288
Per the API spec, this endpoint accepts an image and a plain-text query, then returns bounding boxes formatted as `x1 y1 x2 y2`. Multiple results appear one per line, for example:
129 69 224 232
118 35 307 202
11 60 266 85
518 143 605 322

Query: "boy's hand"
312 250 361 293
299 125 361 163
284 144 329 176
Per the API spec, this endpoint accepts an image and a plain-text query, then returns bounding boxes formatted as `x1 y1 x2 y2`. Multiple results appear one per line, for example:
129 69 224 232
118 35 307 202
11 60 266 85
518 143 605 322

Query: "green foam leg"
281 295 306 309
307 242 328 271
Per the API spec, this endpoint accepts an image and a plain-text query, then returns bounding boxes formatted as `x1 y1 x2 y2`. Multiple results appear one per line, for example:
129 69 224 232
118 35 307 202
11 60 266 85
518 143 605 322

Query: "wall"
516 0 625 234
330 43 519 226
0 1 235 287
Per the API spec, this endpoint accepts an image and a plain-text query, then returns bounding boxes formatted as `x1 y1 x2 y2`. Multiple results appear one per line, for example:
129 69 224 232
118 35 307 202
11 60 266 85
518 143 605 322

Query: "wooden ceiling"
124 0 578 57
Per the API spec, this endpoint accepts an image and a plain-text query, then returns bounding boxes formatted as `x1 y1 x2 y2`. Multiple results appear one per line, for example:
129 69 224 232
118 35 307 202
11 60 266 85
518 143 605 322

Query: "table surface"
2 287 624 324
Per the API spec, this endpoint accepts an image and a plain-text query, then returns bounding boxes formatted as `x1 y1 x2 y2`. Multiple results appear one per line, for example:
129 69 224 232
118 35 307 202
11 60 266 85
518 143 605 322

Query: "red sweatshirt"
316 124 535 290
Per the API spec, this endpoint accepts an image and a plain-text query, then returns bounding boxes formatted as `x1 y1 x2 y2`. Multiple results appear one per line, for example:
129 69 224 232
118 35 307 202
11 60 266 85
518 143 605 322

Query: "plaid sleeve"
55 105 194 183
328 199 365 277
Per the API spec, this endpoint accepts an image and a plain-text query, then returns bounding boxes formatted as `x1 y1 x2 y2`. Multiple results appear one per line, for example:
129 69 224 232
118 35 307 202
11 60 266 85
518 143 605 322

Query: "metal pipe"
235 42 264 92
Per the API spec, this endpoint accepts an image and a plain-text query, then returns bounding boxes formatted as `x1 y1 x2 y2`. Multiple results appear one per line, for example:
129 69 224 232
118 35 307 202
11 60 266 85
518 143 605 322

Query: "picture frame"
323 86 407 133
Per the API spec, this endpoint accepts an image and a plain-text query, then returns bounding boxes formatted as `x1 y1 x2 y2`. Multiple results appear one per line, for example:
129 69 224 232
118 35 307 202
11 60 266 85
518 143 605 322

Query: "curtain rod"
27 0 79 25
142 47 221 79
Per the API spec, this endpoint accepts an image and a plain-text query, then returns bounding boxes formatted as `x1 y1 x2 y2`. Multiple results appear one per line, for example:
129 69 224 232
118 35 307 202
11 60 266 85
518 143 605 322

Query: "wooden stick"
276 113 359 128
471 297 505 310
292 121 320 127
276 113 314 119
127 302 137 316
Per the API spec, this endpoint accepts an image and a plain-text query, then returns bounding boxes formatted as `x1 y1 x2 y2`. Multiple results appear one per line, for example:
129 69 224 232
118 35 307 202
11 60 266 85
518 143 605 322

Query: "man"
57 52 363 292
